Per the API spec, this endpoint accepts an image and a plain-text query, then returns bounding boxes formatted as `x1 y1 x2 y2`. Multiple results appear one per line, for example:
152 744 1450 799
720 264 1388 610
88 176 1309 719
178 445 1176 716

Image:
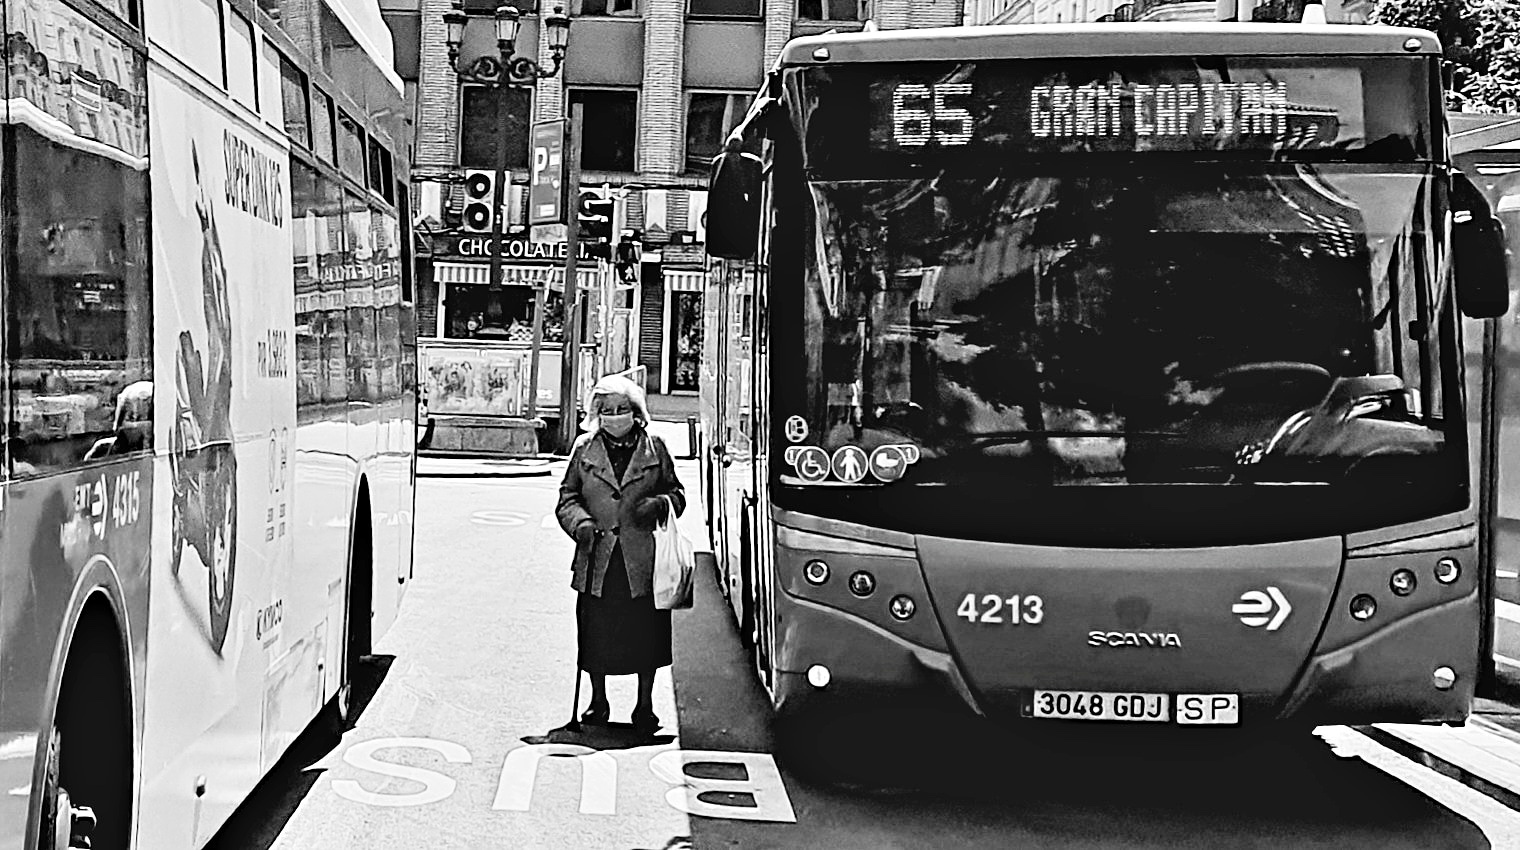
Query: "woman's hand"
573 521 598 549
632 496 668 528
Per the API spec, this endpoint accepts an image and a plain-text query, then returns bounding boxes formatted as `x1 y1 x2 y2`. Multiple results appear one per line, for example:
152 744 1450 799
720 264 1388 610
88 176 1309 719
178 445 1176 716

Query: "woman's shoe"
631 707 660 734
580 701 610 725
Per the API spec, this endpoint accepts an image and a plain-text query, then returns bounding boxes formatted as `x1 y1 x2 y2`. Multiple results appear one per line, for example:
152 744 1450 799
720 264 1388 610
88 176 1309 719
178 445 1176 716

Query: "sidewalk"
416 455 557 478
1366 704 1520 812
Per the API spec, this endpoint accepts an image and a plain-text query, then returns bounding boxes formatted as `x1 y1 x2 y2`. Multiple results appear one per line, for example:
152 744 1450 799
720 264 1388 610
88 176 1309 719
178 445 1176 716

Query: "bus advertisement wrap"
138 60 302 845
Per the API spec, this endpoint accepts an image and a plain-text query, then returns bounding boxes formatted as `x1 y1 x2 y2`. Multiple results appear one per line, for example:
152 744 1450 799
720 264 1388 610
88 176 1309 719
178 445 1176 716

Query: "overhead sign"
529 119 565 226
445 235 593 261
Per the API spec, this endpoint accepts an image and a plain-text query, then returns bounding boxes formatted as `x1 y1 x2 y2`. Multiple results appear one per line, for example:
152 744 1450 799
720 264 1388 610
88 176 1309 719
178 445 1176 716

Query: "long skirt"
576 544 673 675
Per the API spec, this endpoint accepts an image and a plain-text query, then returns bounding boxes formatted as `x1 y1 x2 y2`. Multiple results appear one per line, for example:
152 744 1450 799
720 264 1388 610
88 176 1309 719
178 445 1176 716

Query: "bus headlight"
1432 666 1457 690
1434 557 1461 585
804 560 830 585
889 595 916 620
848 571 876 597
1350 594 1378 621
1390 569 1417 597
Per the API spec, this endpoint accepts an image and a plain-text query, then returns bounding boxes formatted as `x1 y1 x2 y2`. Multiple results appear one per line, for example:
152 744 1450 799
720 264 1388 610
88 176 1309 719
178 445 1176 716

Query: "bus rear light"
848 571 875 597
804 560 830 585
1434 557 1461 585
1389 569 1417 597
807 664 832 688
1350 594 1377 621
1432 666 1456 690
890 595 916 620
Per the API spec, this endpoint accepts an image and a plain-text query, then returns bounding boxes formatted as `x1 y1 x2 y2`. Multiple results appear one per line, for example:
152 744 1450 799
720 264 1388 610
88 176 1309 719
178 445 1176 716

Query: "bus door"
1464 158 1520 696
702 266 731 585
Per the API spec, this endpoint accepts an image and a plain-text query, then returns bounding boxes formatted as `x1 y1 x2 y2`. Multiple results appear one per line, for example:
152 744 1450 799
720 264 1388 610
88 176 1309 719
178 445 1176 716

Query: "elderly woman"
556 374 685 732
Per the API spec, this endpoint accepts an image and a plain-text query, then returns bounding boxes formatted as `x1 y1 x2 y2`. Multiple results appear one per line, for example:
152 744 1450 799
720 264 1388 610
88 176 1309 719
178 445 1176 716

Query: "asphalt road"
205 432 1520 850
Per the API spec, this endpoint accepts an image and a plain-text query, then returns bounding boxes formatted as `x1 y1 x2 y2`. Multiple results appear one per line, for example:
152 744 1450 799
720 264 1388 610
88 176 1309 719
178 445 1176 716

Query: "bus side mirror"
1453 171 1511 319
707 150 762 261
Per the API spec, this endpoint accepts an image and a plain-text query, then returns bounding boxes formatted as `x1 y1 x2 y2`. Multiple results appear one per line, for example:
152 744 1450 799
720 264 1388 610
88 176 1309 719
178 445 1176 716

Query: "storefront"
419 234 604 426
662 268 705 394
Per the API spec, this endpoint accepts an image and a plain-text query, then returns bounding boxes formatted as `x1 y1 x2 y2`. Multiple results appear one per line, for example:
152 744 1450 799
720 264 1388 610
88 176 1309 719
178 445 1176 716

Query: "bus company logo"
1087 631 1182 648
256 599 284 645
1232 586 1292 631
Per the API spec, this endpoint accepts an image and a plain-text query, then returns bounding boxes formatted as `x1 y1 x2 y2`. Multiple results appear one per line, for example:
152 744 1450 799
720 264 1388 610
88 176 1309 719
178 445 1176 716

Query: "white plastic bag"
652 495 694 610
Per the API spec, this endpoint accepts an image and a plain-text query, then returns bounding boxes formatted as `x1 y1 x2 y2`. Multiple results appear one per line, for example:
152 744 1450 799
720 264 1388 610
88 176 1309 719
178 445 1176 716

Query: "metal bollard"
682 415 699 460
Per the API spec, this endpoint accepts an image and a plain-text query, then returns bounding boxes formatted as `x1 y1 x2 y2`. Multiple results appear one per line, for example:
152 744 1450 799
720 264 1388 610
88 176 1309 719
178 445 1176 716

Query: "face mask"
601 413 635 437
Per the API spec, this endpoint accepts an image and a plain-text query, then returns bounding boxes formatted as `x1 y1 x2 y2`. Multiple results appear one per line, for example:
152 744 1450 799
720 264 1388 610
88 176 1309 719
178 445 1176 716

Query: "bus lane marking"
329 737 796 822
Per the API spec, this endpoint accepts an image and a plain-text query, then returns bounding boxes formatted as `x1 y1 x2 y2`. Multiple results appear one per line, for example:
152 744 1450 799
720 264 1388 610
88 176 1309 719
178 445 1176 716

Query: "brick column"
763 0 794 72
417 0 460 170
874 0 912 29
639 0 686 177
909 0 963 26
534 19 564 123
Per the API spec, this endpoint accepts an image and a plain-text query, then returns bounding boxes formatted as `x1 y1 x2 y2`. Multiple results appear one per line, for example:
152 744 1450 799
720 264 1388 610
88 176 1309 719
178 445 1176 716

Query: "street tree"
1371 0 1520 112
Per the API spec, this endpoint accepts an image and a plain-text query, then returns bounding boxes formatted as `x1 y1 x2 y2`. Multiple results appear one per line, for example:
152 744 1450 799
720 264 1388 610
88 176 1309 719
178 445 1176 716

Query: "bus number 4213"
957 593 1044 625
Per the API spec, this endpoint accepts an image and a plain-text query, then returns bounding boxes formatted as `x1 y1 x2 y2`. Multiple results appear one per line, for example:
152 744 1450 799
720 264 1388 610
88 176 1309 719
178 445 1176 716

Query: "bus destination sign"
817 56 1432 165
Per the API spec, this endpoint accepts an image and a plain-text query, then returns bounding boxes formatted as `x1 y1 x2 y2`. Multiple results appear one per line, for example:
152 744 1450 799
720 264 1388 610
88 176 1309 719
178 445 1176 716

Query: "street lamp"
442 2 571 429
443 3 570 86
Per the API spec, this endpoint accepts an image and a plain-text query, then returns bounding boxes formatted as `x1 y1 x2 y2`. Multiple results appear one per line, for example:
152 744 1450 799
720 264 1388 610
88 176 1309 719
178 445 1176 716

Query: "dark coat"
556 428 686 597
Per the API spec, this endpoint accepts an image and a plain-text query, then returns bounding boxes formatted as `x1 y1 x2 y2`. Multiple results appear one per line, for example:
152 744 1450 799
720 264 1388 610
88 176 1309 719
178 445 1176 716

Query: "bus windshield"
771 59 1463 544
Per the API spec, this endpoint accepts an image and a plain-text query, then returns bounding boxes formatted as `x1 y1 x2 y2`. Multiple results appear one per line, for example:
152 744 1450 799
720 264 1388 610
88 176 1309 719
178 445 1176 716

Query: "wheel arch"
346 475 375 658
27 569 136 849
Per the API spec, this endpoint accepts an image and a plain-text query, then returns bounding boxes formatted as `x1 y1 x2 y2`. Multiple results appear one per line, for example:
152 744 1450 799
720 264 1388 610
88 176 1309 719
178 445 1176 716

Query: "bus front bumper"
771 582 1476 727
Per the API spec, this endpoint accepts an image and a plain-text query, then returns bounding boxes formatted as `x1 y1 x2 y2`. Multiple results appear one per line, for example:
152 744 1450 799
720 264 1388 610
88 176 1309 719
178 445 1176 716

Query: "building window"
689 0 760 17
459 86 531 171
798 0 859 20
336 109 367 184
575 0 638 14
685 92 751 174
312 87 336 164
569 89 637 173
278 52 310 148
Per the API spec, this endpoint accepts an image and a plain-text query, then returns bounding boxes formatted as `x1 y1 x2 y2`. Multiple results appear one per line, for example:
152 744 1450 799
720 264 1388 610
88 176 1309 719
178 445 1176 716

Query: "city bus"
0 1 418 848
699 23 1513 739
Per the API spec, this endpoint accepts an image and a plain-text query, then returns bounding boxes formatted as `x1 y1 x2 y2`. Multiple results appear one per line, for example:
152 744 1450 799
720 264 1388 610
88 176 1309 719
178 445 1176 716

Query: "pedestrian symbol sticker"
832 446 869 483
790 446 831 483
784 416 808 443
868 445 909 483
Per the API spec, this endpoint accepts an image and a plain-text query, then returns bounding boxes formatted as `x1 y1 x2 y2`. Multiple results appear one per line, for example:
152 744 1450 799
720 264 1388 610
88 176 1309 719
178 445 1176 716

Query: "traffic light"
577 190 613 243
461 169 496 233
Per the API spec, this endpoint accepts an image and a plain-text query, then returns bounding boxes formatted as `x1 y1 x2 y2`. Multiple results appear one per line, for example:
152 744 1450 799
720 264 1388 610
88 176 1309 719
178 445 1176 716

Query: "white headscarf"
582 373 650 433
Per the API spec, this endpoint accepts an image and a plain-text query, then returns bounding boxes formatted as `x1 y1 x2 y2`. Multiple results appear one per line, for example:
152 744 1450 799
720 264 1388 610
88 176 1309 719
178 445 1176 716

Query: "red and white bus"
701 23 1513 740
0 1 418 848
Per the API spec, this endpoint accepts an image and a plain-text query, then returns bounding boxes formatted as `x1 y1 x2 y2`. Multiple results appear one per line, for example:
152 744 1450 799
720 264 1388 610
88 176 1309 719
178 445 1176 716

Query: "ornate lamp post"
442 3 570 428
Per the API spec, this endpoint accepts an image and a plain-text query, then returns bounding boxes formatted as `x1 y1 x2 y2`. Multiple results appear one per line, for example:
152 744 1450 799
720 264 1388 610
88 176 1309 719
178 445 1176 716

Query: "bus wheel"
323 489 374 737
40 608 131 850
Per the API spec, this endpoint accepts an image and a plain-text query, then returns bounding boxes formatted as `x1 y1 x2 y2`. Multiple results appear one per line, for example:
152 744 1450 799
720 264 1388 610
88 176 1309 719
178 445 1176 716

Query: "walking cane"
565 668 583 733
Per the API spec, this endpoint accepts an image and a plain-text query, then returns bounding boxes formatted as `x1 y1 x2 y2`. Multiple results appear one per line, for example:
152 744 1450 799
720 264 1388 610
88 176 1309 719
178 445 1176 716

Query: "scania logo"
1087 631 1182 648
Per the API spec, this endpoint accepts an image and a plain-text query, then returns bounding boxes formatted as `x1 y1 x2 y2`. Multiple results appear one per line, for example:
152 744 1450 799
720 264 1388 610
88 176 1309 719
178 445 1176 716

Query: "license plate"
1030 690 1170 722
1176 693 1240 725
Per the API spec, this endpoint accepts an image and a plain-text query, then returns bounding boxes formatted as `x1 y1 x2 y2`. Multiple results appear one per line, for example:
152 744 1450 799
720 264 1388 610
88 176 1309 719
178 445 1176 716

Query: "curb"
418 468 556 480
1358 719 1520 813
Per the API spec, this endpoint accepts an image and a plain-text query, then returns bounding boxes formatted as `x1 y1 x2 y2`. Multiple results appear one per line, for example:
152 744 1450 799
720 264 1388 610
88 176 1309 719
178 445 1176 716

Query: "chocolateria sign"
444 235 594 261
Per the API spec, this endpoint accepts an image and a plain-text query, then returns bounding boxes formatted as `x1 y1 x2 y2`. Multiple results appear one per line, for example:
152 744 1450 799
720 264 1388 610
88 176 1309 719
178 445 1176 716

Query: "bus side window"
5 8 152 476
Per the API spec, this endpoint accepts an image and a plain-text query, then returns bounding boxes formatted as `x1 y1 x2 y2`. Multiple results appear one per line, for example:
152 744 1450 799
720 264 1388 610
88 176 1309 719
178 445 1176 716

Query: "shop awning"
435 261 601 291
665 270 706 292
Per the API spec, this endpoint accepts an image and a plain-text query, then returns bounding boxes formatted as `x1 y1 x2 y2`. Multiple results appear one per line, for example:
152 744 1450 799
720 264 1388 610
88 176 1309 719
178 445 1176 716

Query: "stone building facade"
387 0 959 407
